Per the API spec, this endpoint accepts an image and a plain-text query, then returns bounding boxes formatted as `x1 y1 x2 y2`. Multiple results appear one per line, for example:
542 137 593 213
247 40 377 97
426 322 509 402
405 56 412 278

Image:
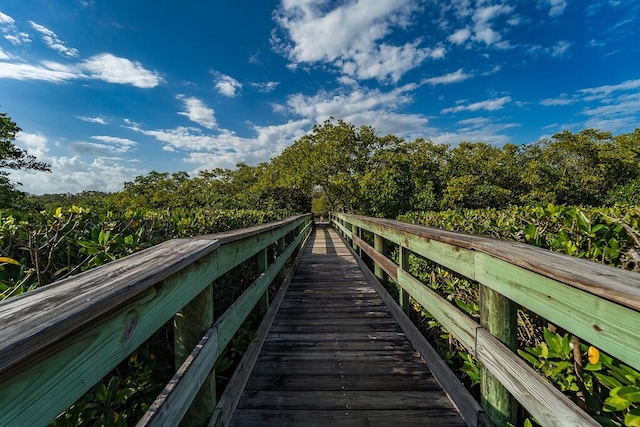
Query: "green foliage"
0 111 51 209
518 329 640 426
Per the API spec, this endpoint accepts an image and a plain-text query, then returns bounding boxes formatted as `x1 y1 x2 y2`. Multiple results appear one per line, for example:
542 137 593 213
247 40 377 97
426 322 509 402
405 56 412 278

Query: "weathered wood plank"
228 226 466 426
245 373 441 391
236 390 458 410
476 328 598 427
335 213 640 312
230 409 465 427
476 252 640 371
339 230 484 427
214 220 312 426
397 269 478 355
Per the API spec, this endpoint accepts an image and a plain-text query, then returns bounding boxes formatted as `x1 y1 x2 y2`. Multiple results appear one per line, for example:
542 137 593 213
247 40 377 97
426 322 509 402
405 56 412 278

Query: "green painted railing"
331 212 640 427
0 214 313 427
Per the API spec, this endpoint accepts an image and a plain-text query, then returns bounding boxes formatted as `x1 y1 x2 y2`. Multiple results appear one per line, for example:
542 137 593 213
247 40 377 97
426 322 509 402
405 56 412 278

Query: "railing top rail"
0 214 309 378
336 213 640 312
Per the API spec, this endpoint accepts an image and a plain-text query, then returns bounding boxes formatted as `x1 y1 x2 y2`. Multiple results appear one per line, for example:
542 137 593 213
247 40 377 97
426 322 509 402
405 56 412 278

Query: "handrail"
0 214 313 427
331 212 640 427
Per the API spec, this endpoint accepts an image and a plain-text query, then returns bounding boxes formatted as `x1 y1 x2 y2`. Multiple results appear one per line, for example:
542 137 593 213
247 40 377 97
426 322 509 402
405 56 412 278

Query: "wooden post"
479 284 518 426
351 223 358 251
354 226 362 257
374 234 386 283
398 246 411 316
174 284 216 426
257 248 269 315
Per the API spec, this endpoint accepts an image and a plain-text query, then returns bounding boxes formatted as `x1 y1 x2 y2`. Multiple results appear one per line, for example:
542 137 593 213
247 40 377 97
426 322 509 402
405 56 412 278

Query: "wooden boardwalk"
229 225 466 426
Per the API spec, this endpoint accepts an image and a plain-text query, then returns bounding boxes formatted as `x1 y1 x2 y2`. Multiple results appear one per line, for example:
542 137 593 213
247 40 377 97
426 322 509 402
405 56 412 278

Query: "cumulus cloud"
16 132 49 159
448 28 471 44
129 120 312 171
81 53 162 88
214 72 242 97
29 21 79 57
471 4 514 46
441 96 511 114
0 53 162 88
11 156 141 194
422 68 471 85
0 47 15 60
274 0 434 82
177 95 217 129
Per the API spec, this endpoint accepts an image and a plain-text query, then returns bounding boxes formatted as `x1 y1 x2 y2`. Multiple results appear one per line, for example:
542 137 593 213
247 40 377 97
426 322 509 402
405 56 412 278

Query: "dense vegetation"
1 111 640 425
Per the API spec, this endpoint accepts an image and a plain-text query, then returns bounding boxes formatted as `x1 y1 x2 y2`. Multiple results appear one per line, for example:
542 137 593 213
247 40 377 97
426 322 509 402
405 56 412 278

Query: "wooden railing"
331 212 640 427
0 214 313 427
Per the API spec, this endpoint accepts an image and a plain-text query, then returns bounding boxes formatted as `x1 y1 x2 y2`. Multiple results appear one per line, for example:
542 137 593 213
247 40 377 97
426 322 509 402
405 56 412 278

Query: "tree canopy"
22 117 640 218
1 112 51 209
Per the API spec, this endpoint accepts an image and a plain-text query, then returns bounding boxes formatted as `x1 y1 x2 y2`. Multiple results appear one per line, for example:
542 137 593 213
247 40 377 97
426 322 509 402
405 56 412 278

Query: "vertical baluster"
174 283 216 425
479 285 518 426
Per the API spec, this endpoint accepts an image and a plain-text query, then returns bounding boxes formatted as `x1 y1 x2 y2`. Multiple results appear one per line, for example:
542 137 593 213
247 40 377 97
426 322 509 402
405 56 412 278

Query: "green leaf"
618 386 640 403
625 408 640 427
604 387 633 412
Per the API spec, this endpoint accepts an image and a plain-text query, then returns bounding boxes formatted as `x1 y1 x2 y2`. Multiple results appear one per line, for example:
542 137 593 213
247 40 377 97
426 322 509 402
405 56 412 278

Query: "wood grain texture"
397 269 478 354
340 227 484 427
229 226 466 426
334 213 640 312
476 329 598 427
476 252 640 371
0 215 311 426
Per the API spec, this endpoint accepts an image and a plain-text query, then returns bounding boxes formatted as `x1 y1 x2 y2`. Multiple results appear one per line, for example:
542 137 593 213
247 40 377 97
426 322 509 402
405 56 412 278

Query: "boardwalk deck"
229 226 466 426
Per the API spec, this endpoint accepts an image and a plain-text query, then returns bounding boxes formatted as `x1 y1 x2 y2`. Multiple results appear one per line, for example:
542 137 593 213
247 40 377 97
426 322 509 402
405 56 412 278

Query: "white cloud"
471 4 514 46
29 21 79 57
91 136 138 148
250 81 280 93
130 120 311 171
274 0 432 82
77 115 107 124
0 11 31 45
214 72 242 97
16 132 49 159
81 53 162 88
0 47 14 60
448 28 471 44
0 60 77 82
0 53 161 88
442 96 511 114
287 84 415 121
0 11 15 25
579 78 640 98
544 0 567 17
177 95 217 129
422 68 471 85
540 96 574 106
11 156 141 194
550 40 571 57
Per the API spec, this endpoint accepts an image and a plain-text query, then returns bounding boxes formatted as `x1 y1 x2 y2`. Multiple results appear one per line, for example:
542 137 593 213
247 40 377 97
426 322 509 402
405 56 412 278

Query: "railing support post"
374 233 386 283
399 246 411 315
258 247 269 315
351 223 359 253
479 285 518 426
174 284 216 426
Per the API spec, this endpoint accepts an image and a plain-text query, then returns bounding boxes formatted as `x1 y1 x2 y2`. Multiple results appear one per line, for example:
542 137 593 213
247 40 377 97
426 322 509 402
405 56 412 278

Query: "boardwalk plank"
228 226 466 426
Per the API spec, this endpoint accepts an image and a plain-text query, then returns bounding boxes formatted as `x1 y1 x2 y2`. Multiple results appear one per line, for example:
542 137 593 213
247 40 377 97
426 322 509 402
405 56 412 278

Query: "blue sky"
1 0 639 195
